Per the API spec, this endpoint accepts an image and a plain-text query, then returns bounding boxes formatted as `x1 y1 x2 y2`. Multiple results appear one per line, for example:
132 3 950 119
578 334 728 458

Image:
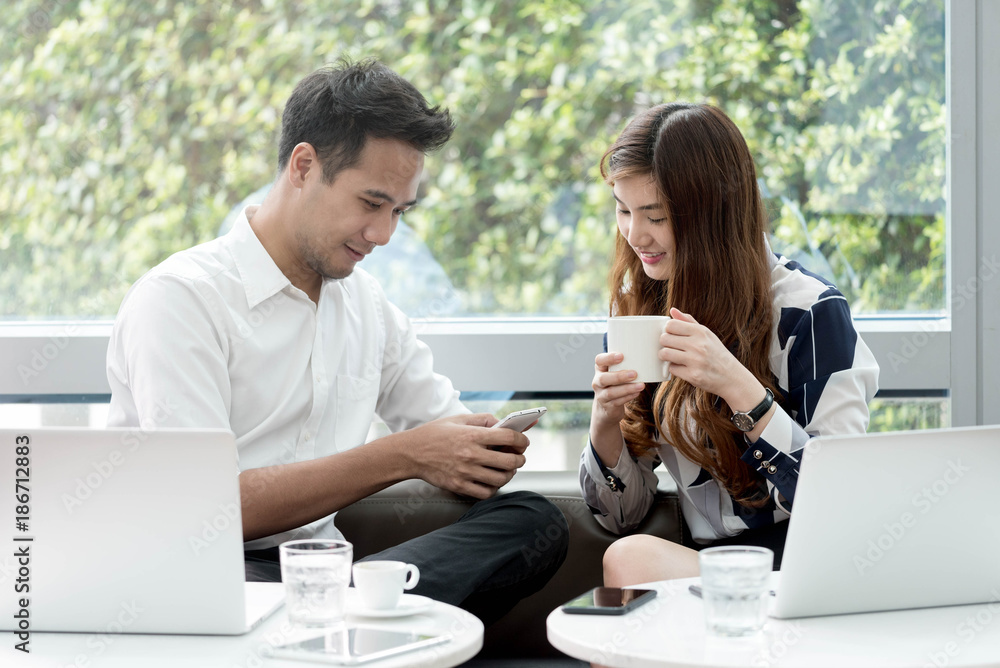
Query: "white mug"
352 560 420 610
607 315 672 383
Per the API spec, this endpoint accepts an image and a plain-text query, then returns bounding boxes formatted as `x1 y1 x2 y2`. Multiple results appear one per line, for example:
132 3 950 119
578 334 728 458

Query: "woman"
582 103 879 587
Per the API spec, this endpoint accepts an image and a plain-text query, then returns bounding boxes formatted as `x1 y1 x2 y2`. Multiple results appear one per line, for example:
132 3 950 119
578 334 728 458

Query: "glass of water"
698 546 773 637
279 539 353 630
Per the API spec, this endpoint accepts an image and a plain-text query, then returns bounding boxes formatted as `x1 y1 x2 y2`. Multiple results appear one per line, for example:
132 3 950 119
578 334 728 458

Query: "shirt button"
304 433 312 441
768 465 778 474
761 460 770 468
753 450 763 460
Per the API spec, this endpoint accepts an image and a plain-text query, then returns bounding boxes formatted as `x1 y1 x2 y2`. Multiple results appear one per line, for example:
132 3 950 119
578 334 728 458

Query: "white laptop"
0 427 284 634
771 424 1000 618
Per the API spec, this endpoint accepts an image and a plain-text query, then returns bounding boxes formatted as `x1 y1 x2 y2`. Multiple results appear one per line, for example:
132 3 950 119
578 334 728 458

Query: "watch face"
732 414 754 432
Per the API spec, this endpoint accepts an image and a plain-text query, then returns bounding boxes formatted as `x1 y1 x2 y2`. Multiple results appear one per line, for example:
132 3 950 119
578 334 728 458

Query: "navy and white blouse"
580 253 880 542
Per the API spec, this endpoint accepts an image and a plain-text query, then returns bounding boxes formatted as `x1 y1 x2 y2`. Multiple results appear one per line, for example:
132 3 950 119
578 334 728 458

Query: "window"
2 1 996 462
3 1 944 320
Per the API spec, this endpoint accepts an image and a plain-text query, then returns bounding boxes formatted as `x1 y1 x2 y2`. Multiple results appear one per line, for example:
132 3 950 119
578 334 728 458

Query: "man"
106 59 568 626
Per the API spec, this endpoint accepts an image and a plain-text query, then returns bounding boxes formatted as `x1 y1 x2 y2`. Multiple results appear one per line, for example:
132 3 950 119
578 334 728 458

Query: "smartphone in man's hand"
491 407 547 432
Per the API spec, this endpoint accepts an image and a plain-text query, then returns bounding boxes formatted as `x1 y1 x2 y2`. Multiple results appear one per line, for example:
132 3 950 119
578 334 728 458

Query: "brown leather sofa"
335 470 682 658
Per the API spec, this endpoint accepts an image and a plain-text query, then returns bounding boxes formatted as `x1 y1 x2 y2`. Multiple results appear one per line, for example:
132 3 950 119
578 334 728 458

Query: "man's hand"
401 413 529 499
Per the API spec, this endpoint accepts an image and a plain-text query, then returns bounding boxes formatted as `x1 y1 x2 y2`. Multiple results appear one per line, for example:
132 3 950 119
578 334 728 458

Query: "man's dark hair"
277 58 455 183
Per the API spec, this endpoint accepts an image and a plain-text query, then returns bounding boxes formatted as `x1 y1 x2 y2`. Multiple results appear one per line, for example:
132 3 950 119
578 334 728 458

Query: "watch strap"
731 388 774 432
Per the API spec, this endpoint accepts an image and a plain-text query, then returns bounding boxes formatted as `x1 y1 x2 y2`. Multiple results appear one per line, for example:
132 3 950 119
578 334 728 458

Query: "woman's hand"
591 352 645 428
659 308 761 409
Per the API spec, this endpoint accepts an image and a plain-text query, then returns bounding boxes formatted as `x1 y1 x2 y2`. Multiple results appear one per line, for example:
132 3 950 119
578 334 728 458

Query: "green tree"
1 0 944 321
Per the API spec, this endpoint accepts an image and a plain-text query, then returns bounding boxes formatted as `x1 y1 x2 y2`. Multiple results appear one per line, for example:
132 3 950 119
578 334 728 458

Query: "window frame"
0 317 956 398
947 0 998 426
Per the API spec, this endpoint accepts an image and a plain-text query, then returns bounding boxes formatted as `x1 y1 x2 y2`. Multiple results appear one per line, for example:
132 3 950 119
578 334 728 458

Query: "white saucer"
348 591 435 618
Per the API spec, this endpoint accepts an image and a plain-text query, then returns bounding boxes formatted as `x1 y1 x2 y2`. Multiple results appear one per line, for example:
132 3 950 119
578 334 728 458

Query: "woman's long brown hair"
601 103 778 507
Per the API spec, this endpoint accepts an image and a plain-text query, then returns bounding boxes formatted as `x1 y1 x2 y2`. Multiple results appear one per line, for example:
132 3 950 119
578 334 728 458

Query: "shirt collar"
226 207 293 309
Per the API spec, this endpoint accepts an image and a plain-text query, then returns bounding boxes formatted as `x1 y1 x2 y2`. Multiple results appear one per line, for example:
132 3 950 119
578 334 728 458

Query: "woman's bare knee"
603 534 699 587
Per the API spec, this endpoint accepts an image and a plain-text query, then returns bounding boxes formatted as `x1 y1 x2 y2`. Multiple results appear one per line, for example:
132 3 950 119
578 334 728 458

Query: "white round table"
547 576 1000 667
0 594 483 668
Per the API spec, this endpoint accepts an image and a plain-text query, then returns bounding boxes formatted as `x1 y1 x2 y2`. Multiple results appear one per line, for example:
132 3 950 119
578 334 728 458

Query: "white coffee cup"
352 560 420 610
607 315 672 383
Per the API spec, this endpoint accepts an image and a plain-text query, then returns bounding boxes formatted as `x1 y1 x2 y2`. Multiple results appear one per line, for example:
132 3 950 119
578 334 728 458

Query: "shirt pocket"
335 374 379 451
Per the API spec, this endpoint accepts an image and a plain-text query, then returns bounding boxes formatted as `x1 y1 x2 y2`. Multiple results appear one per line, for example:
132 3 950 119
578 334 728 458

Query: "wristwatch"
730 388 774 432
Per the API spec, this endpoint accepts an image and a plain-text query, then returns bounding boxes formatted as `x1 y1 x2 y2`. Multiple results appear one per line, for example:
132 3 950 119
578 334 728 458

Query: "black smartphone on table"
560 586 657 615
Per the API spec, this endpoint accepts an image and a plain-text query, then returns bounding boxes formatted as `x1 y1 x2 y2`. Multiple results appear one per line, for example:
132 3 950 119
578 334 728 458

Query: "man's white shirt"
107 208 468 549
